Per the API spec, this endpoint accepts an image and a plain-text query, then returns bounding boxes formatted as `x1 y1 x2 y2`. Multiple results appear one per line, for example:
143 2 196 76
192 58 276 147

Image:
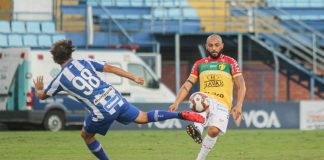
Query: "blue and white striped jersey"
44 59 123 120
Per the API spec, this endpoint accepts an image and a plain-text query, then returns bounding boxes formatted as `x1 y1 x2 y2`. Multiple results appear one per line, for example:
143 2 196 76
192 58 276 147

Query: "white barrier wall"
300 101 324 130
13 0 53 21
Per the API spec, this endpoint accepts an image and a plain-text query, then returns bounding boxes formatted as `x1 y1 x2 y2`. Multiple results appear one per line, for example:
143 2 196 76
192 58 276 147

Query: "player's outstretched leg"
186 124 203 144
179 111 205 123
81 129 109 160
144 110 205 123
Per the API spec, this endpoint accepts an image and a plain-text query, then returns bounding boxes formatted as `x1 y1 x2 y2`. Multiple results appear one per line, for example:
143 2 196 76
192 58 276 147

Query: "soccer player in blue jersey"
33 39 205 160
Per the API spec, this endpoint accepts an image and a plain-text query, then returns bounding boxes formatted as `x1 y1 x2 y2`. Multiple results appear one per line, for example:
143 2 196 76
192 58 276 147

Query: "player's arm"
103 64 144 85
169 75 197 111
33 76 50 100
232 75 246 121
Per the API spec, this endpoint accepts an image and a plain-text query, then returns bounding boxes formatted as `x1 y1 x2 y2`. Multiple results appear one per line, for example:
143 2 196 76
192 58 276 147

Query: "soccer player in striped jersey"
33 39 205 160
169 34 246 160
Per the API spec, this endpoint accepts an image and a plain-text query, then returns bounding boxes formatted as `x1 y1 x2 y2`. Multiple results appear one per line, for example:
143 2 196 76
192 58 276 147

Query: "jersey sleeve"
87 59 106 72
230 58 242 77
44 75 63 96
190 61 200 78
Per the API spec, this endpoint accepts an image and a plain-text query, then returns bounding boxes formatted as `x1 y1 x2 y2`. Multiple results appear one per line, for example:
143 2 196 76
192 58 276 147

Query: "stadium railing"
230 0 324 99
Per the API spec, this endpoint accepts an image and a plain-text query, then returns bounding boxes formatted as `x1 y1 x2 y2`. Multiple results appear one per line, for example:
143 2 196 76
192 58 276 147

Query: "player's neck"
60 58 73 67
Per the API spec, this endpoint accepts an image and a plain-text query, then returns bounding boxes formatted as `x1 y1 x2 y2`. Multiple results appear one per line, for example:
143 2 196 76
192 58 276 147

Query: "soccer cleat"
179 111 205 123
186 124 202 144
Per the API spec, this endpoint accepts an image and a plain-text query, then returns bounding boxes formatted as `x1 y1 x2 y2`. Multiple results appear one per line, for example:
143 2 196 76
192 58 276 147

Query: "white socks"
196 135 218 160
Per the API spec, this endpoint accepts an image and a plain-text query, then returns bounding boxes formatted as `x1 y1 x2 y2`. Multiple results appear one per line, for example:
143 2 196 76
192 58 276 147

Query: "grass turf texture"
0 130 323 160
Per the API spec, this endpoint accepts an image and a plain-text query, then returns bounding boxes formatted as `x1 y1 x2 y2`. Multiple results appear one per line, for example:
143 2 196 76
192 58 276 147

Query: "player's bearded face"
206 40 224 59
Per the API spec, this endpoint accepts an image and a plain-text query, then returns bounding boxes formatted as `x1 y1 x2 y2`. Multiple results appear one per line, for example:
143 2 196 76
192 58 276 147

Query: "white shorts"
204 99 230 135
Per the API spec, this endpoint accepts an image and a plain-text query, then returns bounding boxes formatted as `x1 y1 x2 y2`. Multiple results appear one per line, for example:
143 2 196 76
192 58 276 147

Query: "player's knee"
80 129 92 141
207 126 220 138
134 111 149 124
80 130 87 139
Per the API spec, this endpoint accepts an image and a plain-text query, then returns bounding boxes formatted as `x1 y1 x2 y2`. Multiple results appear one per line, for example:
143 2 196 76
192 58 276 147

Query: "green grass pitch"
0 130 323 160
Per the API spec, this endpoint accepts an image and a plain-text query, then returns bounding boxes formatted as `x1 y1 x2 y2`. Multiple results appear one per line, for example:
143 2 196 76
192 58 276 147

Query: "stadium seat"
154 1 162 7
183 8 199 19
23 34 38 47
0 34 8 47
162 1 175 7
87 0 113 6
8 34 23 47
179 0 190 7
41 22 56 34
153 8 166 18
86 0 97 6
11 21 26 33
131 0 145 7
0 21 11 33
38 35 52 47
26 22 41 33
52 34 66 43
168 8 182 18
116 0 130 6
102 0 114 6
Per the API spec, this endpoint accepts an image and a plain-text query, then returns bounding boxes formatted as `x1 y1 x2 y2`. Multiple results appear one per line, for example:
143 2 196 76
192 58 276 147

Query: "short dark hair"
50 39 75 65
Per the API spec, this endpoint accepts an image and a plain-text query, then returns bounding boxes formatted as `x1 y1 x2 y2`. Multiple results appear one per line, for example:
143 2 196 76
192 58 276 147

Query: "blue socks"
147 110 180 122
87 140 109 160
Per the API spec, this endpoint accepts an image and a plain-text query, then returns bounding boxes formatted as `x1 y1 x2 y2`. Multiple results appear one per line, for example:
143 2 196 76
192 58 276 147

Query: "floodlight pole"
175 34 181 94
238 34 243 71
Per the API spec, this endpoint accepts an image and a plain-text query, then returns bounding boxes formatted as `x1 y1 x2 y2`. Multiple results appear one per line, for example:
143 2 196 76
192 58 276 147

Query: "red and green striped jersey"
190 55 242 110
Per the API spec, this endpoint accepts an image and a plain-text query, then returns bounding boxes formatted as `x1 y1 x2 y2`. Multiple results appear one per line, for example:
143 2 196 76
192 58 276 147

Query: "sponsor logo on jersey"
205 92 224 98
93 87 114 105
204 75 224 89
218 63 226 71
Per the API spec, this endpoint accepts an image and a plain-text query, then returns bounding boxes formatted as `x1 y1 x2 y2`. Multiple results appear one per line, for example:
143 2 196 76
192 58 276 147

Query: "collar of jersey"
61 59 73 69
207 54 224 61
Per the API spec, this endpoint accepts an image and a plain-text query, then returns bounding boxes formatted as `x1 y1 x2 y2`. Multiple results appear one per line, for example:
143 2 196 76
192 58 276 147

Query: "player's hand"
231 106 242 120
33 76 44 91
168 103 179 112
134 76 144 85
231 105 243 126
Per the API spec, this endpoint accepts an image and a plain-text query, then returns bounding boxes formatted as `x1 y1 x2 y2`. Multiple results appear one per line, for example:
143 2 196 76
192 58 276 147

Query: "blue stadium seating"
168 8 182 18
0 21 11 33
11 21 26 33
23 34 38 47
130 0 146 7
162 1 176 7
0 34 8 47
153 8 166 18
87 0 113 6
52 34 66 43
0 20 66 48
26 22 41 33
38 35 52 47
116 1 131 6
8 34 23 47
183 8 199 19
41 22 56 34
